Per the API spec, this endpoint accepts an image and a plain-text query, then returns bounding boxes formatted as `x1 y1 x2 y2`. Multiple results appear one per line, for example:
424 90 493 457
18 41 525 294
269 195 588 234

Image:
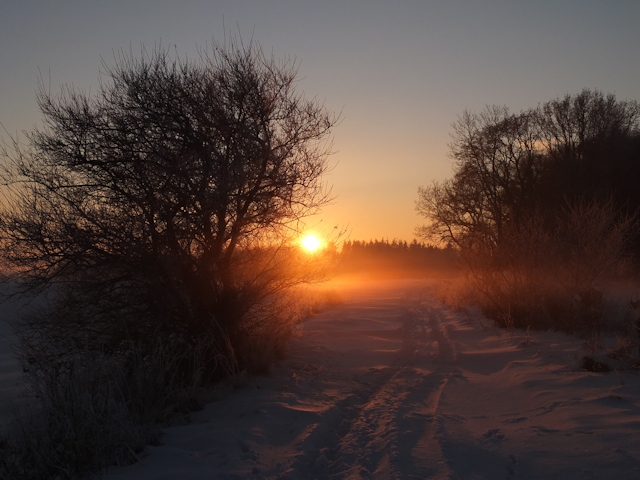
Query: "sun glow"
301 234 321 252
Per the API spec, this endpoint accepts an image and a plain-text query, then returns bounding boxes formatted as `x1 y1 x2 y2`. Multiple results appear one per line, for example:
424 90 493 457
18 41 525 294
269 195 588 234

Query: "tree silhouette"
417 90 640 253
416 90 640 330
0 38 337 363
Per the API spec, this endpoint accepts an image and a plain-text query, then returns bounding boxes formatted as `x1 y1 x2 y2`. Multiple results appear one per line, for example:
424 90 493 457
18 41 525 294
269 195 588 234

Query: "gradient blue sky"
1 1 639 241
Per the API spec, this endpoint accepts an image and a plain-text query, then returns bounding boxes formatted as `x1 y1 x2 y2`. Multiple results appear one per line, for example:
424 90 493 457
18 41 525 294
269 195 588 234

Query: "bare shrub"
555 199 636 334
609 333 636 361
460 214 562 329
554 198 636 296
0 282 241 479
451 199 636 332
296 286 345 317
234 291 303 374
433 276 477 312
235 284 345 374
0 327 232 479
627 299 640 357
0 355 150 477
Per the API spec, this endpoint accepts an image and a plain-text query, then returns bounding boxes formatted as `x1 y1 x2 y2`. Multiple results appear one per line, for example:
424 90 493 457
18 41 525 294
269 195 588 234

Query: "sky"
1 1 639 242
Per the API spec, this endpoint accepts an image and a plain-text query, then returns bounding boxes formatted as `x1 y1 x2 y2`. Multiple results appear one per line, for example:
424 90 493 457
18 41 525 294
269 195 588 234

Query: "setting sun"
301 234 321 252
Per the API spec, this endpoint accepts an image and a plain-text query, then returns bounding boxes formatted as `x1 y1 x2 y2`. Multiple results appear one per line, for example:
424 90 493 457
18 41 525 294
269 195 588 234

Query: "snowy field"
99 279 640 479
3 279 640 479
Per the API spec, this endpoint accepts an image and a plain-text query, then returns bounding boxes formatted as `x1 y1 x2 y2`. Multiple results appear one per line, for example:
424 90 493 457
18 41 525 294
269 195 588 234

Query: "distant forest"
337 239 458 277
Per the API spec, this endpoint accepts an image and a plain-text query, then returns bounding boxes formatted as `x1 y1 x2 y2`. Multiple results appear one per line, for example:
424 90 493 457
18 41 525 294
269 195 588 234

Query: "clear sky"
1 1 639 242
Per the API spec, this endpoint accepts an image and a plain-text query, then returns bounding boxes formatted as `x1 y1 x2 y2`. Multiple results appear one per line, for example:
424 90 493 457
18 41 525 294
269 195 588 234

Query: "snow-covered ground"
99 279 640 479
3 279 640 479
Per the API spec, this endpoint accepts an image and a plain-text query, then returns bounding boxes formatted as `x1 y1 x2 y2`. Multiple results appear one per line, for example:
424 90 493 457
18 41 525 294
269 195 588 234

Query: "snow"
3 278 640 479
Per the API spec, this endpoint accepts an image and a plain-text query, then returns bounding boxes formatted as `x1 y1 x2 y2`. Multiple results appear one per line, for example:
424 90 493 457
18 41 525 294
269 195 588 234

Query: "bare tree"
0 37 337 364
417 91 640 252
415 106 544 251
536 89 640 164
535 89 640 212
416 91 639 331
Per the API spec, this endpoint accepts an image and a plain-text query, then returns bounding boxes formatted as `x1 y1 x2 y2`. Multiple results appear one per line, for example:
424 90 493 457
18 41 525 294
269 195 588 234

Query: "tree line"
339 238 458 276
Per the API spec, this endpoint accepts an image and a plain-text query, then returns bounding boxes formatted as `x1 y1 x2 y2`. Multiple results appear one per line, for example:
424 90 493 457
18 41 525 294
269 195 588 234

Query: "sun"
301 234 321 252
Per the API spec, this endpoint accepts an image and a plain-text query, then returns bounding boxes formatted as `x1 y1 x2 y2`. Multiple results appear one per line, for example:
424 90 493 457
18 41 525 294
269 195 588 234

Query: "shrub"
453 199 636 332
0 336 206 479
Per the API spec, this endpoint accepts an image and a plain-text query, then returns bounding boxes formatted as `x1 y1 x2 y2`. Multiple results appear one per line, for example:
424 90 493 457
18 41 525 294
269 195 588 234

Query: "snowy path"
35 279 640 479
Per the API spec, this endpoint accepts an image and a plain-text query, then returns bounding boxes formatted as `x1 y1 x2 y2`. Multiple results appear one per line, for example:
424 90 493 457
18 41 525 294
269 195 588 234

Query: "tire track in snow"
284 293 460 479
286 367 453 480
